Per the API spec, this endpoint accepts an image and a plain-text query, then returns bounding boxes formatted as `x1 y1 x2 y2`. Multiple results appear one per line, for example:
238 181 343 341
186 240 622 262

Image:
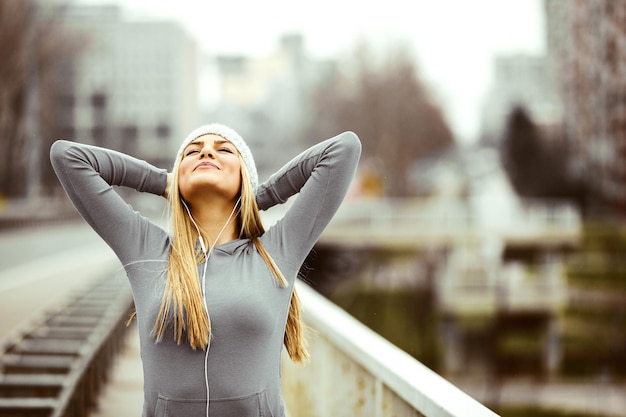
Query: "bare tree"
0 0 83 198
308 41 455 197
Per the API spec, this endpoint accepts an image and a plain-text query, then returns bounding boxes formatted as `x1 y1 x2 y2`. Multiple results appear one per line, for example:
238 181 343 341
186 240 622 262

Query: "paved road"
0 221 118 346
90 324 144 417
0 221 103 270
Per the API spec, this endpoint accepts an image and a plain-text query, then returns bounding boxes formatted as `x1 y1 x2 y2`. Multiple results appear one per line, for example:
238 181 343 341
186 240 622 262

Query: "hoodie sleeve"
256 131 361 267
50 140 169 265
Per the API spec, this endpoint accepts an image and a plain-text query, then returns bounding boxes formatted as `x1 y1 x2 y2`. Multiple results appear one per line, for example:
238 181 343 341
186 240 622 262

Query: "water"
305 243 625 417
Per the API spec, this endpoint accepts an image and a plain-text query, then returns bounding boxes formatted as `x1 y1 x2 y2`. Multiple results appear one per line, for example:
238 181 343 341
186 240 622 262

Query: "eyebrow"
184 138 233 151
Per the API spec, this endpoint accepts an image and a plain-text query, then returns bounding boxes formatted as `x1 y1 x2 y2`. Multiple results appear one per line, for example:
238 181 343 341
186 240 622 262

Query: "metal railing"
0 272 133 417
281 282 500 417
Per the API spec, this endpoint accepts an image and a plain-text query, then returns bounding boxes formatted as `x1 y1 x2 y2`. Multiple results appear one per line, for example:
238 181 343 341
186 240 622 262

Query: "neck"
189 198 240 247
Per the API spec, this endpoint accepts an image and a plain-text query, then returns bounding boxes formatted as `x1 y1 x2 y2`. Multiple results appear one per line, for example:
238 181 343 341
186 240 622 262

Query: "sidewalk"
90 325 144 417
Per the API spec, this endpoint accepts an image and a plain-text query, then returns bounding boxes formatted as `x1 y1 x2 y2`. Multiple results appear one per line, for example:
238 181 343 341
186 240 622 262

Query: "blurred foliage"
567 220 626 289
0 0 83 197
314 224 626 380
567 257 626 290
328 288 441 370
307 42 455 197
500 105 588 211
560 219 626 377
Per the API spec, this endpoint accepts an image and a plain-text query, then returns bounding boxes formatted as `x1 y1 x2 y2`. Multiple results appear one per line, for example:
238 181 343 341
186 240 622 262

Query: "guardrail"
0 272 133 417
321 198 580 251
332 197 580 227
281 282 500 417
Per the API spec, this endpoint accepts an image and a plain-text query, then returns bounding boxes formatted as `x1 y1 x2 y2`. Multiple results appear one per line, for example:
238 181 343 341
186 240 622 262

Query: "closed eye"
185 149 200 156
219 147 234 153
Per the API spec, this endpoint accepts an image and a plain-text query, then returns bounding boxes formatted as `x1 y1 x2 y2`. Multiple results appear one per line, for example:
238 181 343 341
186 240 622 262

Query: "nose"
200 145 214 159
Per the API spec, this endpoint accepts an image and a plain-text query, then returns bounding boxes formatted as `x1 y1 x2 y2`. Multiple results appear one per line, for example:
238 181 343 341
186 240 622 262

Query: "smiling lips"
194 161 219 171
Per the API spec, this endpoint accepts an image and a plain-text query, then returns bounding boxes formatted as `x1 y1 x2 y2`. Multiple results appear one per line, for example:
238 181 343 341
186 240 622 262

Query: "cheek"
233 167 243 190
177 176 188 199
178 158 193 175
176 163 192 196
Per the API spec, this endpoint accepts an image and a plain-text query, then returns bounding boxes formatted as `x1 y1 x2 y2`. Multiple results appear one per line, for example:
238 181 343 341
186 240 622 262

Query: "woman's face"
177 134 242 203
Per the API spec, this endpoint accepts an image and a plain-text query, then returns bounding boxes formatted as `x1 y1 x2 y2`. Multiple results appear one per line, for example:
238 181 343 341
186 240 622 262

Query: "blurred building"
545 0 626 210
479 54 563 144
52 4 199 168
203 34 336 178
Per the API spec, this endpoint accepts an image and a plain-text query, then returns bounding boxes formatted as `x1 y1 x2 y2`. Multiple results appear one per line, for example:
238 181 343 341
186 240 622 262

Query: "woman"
50 123 361 417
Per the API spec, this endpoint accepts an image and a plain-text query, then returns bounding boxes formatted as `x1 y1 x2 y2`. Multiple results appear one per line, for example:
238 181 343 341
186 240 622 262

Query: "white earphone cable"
182 198 241 417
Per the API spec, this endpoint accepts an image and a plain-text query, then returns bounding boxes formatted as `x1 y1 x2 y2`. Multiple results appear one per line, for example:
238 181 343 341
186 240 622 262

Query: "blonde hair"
154 148 309 363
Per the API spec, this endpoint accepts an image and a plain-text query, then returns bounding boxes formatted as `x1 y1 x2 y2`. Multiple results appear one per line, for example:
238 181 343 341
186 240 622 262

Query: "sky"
74 0 546 144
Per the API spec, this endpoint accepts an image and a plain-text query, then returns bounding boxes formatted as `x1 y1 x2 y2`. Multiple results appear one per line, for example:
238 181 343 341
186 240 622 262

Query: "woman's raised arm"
50 140 169 264
256 131 361 264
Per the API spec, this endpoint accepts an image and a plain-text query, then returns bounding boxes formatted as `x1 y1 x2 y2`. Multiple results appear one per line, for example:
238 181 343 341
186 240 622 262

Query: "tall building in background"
202 33 335 178
545 0 626 210
56 5 199 168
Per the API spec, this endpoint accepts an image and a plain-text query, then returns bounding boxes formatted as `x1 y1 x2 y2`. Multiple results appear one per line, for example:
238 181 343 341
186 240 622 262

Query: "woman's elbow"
338 131 362 159
49 140 71 165
49 140 85 172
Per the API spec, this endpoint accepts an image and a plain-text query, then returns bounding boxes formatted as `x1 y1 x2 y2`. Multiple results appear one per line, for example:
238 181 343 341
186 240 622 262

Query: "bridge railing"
324 197 581 245
281 282 500 417
0 272 133 417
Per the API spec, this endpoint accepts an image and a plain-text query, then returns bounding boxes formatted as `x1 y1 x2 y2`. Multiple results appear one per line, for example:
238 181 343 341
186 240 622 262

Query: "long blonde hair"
154 149 309 363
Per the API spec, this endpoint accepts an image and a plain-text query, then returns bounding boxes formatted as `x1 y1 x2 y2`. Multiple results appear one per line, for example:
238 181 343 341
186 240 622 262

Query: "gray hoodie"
50 132 361 417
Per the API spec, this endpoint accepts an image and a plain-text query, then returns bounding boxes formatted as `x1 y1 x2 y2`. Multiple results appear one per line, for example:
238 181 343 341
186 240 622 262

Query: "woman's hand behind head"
163 173 172 199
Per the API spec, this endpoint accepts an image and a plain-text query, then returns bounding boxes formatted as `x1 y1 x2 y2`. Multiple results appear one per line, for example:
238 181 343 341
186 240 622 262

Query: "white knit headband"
175 123 258 190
